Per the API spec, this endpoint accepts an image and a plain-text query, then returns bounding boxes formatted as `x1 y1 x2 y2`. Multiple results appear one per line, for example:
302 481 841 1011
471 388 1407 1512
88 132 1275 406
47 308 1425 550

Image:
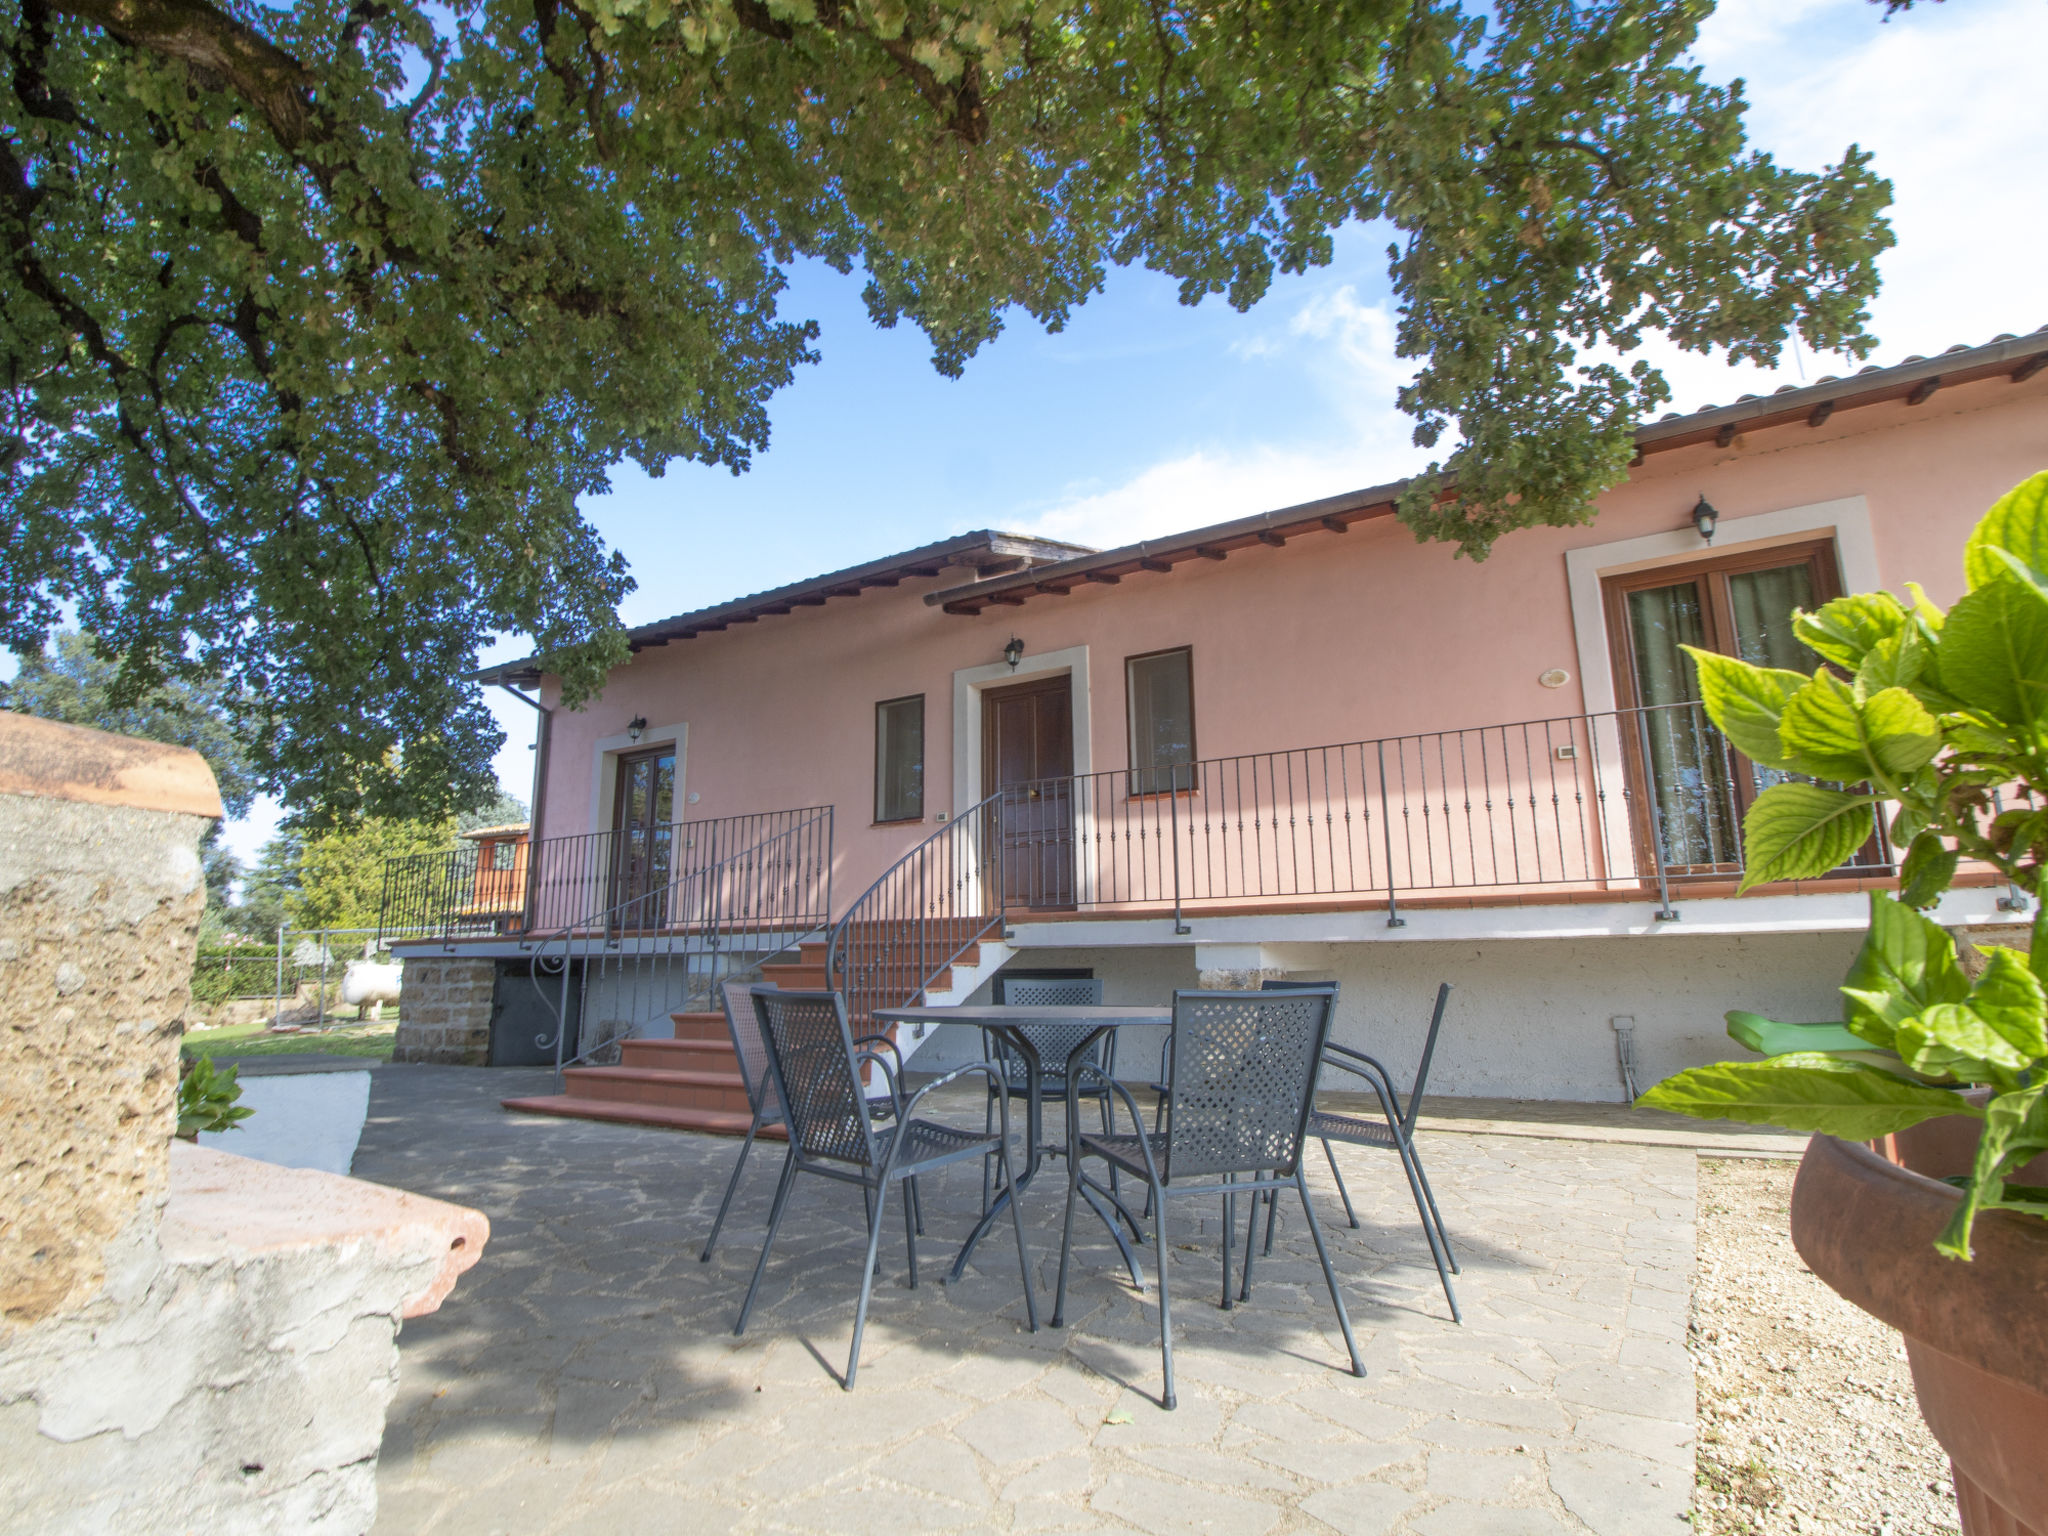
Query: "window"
487 840 519 872
1127 647 1196 795
1604 539 1842 868
875 695 925 822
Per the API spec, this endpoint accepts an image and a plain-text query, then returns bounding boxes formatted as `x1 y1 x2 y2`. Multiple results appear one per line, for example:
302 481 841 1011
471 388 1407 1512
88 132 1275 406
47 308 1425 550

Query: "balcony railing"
378 806 834 942
995 701 1901 926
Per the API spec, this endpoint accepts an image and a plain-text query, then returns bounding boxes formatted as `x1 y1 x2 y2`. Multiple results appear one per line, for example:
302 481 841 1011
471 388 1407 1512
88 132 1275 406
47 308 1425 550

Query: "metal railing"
527 806 835 1077
996 701 1897 927
378 807 832 942
826 791 1007 1036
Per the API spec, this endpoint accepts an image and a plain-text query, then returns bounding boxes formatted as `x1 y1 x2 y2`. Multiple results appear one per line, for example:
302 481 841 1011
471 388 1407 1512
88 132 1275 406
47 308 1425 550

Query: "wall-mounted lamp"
1003 637 1025 670
626 715 647 743
1690 495 1720 546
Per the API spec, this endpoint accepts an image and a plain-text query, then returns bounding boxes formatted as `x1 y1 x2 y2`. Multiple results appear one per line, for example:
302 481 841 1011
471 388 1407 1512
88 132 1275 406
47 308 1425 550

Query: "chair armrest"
1068 1062 1164 1186
854 1049 905 1122
1315 1047 1406 1129
854 1031 907 1081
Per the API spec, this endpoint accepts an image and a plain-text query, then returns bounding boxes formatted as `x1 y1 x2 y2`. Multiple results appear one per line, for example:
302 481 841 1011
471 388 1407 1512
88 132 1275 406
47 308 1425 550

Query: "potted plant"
1641 470 2048 1536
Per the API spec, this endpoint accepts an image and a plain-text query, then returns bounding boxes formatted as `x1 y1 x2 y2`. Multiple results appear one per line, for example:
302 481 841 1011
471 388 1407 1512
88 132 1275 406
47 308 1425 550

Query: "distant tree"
0 0 1893 821
287 817 454 932
230 829 304 941
457 791 529 835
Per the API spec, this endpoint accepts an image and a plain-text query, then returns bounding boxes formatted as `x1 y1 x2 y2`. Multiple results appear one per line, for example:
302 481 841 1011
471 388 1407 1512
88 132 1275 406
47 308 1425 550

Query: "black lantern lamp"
1003 637 1025 670
627 714 647 743
1690 495 1719 546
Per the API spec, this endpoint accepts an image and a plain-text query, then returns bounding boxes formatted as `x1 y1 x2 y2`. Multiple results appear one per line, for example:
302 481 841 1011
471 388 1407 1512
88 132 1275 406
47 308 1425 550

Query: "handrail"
529 806 834 1080
826 790 1007 1044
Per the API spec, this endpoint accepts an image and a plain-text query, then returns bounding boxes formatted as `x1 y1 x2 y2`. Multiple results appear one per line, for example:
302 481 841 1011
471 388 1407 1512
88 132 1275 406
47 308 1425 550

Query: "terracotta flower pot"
1790 1120 2048 1536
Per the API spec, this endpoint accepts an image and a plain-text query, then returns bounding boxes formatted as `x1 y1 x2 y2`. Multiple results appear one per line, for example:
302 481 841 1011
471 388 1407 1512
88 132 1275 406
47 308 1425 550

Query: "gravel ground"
1690 1157 1959 1536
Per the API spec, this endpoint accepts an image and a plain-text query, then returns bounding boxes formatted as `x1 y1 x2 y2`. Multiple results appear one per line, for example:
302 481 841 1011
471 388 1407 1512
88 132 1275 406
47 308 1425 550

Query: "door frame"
951 644 1094 906
584 720 686 924
1602 537 1844 875
1562 495 1876 889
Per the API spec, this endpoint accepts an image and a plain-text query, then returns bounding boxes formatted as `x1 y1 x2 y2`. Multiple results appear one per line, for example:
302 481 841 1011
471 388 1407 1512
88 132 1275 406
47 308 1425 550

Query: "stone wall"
0 710 487 1535
0 713 218 1332
392 956 497 1065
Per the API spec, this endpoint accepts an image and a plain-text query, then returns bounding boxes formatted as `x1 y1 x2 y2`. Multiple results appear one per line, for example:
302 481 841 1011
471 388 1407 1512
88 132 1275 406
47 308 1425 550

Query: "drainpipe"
499 682 552 933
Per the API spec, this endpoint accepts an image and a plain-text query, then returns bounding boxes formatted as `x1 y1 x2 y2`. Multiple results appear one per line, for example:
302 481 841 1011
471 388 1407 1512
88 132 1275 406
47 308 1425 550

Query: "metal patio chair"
981 975 1115 1208
733 987 1037 1389
700 979 918 1264
1052 987 1363 1410
1255 978 1460 1322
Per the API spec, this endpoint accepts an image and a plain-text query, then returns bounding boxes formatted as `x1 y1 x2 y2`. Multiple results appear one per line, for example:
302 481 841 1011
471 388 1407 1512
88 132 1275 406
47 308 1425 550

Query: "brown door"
983 675 1075 907
1603 539 1870 876
611 746 676 925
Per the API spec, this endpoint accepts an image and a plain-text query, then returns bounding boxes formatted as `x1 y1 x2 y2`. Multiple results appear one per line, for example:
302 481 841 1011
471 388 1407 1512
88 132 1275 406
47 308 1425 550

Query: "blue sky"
221 0 2048 865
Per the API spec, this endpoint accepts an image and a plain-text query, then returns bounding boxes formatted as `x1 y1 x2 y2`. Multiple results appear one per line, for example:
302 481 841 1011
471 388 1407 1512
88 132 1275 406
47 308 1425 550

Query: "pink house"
391 329 2048 1117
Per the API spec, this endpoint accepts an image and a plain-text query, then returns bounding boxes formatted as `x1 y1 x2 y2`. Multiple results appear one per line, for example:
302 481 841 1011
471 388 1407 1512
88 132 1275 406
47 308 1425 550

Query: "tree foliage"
288 814 454 930
0 0 1892 816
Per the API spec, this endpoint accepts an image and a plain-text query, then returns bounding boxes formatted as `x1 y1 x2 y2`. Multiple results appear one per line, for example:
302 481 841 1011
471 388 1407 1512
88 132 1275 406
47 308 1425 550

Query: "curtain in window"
1626 584 1739 867
1128 650 1195 794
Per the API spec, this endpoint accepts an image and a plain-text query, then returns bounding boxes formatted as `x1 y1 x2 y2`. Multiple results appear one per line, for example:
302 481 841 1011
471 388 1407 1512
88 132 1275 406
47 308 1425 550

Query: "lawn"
182 1018 398 1061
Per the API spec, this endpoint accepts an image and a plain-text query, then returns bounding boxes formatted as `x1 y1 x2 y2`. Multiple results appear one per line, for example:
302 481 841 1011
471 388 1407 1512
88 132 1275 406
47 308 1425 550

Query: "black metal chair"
699 979 917 1264
1052 987 1363 1410
1258 978 1460 1322
981 975 1114 1207
733 987 1036 1389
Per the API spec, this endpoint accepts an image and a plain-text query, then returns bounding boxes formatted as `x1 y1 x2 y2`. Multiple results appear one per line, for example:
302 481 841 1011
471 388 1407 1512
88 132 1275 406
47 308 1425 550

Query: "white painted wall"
907 930 1868 1102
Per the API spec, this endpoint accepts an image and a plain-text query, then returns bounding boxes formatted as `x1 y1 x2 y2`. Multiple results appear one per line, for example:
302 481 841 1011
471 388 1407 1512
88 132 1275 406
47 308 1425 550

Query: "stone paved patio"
357 1065 1696 1536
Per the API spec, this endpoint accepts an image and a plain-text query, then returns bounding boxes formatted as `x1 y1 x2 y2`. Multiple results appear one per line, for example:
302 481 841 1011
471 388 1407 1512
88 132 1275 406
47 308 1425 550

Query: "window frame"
873 693 927 825
1124 645 1198 799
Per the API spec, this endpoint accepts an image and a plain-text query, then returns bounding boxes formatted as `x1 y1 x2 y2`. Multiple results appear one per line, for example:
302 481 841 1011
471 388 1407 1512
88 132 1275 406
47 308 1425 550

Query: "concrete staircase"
499 930 1012 1135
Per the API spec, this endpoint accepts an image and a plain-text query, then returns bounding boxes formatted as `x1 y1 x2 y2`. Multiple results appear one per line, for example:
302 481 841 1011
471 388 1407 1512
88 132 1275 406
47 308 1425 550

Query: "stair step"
501 1095 782 1139
621 1038 737 1070
670 1011 727 1042
563 1064 751 1113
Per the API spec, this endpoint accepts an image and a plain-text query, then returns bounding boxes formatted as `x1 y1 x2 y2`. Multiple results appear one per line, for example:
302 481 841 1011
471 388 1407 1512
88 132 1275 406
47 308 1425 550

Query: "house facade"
394 329 2048 1104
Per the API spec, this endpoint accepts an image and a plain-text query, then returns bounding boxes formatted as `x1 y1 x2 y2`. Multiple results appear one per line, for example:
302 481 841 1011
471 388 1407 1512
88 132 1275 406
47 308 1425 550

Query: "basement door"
983 674 1076 908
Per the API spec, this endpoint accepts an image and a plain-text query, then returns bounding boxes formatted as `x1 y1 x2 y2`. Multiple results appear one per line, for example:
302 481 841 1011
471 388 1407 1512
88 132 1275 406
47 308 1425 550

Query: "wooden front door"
611 745 676 925
983 675 1075 907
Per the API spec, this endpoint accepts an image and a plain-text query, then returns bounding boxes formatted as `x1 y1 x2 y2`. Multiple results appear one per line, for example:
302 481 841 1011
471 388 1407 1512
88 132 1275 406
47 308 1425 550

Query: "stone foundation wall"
392 957 497 1065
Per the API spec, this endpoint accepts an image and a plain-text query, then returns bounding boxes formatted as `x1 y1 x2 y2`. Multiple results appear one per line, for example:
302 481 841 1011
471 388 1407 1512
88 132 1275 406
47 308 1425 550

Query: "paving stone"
955 1397 1089 1466
1405 1501 1578 1535
874 1437 994 1505
1089 1471 1282 1536
353 1067 1704 1536
1297 1482 1418 1536
1421 1448 1542 1502
1546 1447 1691 1534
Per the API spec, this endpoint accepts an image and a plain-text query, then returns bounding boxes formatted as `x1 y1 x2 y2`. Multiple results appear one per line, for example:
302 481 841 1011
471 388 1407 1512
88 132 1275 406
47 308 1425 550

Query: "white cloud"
1017 285 1430 549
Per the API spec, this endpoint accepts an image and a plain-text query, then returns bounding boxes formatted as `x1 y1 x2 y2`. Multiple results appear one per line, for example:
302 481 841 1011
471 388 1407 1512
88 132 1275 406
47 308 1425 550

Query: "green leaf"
1775 671 1939 784
1637 1055 1973 1140
1964 471 2048 590
1896 1003 2029 1077
1840 893 1970 1047
1967 947 2048 1060
1937 1083 2048 1259
1855 627 1927 693
1858 686 1943 779
1897 831 1959 909
1936 575 2048 731
1737 782 1879 892
1794 591 1908 671
1777 670 1877 782
1683 648 1805 770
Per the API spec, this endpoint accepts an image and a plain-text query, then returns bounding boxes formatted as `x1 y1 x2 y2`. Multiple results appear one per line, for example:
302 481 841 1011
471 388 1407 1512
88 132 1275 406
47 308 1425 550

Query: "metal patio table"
873 1003 1169 1283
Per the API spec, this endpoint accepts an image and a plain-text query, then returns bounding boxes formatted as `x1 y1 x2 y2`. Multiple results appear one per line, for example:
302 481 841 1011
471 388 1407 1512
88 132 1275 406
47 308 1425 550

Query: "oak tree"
0 0 1892 816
